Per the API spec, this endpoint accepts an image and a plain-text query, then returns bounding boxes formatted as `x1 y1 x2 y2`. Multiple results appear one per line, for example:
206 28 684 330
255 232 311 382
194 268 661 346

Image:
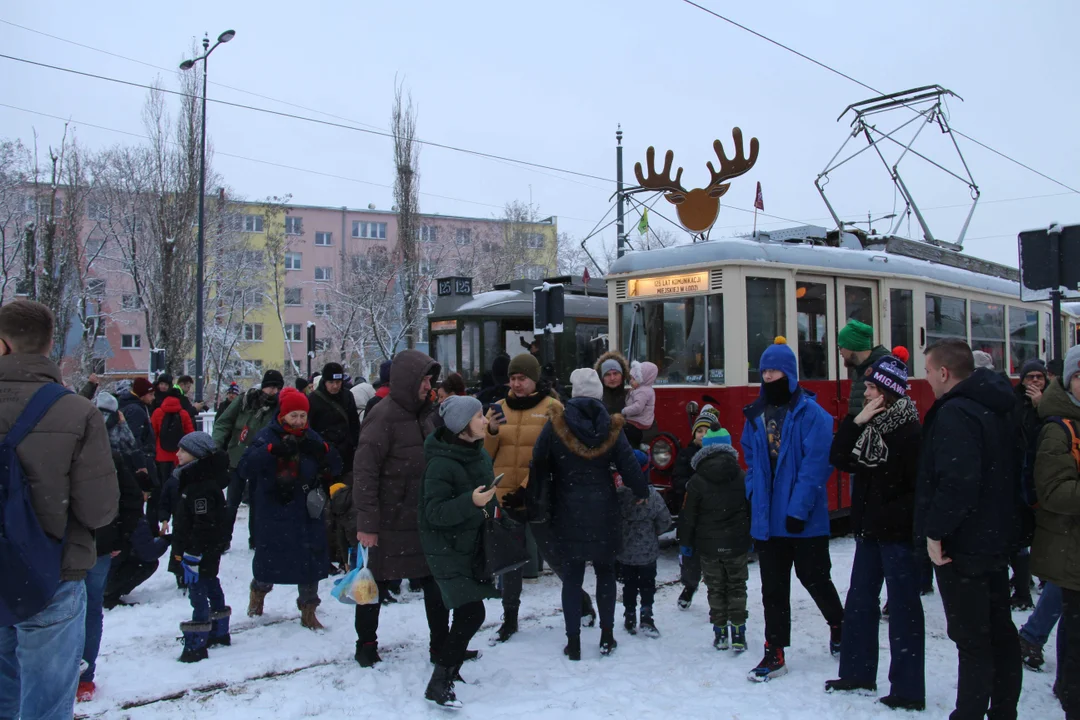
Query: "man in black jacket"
308 363 360 481
1010 358 1046 611
915 338 1021 720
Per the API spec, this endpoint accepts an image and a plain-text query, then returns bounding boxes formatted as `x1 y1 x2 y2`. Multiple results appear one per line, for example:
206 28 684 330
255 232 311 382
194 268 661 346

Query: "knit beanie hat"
838 320 874 352
1019 358 1047 381
378 360 393 385
132 377 154 397
261 369 285 390
227 382 240 395
321 362 345 381
702 427 732 447
95 392 118 413
508 353 540 384
438 394 483 434
972 351 994 370
693 404 720 434
601 358 623 378
178 431 216 460
867 354 909 397
491 354 511 385
155 373 173 388
570 367 604 400
759 337 799 393
1064 345 1080 389
633 449 650 472
277 387 309 418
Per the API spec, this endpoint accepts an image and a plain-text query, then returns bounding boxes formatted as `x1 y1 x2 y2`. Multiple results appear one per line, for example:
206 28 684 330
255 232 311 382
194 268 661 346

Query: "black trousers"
104 549 159 603
621 561 657 617
935 564 1022 720
354 575 449 653
757 536 844 648
1061 587 1080 719
225 468 254 546
436 601 486 668
562 560 616 636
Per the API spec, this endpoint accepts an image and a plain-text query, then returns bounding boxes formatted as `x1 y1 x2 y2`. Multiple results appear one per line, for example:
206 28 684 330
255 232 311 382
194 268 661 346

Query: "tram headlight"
650 437 674 470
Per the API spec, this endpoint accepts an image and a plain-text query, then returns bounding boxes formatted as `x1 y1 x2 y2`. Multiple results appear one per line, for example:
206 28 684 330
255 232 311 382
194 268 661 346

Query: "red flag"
582 267 591 285
754 182 765 211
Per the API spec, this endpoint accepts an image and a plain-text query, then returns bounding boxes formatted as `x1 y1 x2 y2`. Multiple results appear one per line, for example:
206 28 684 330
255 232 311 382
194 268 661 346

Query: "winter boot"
179 620 211 663
825 678 877 693
564 634 581 661
247 584 268 617
599 628 618 656
713 624 730 650
623 611 637 636
208 606 232 647
829 624 843 657
355 641 381 667
431 649 481 665
638 607 659 638
748 643 787 682
298 599 324 630
677 586 695 610
581 592 597 628
1010 592 1034 611
76 681 95 703
1019 635 1045 671
879 695 926 711
424 665 461 708
492 606 518 643
731 624 747 652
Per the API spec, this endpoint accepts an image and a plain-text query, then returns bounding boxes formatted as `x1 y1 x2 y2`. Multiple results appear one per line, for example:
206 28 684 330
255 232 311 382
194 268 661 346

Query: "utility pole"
616 125 625 259
1050 223 1063 361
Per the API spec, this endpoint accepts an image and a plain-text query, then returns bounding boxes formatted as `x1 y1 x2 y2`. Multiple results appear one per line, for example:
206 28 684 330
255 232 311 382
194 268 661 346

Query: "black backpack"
159 412 184 453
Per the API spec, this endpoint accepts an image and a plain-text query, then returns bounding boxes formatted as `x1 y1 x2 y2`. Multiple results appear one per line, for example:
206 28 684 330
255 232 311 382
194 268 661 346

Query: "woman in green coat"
419 395 498 708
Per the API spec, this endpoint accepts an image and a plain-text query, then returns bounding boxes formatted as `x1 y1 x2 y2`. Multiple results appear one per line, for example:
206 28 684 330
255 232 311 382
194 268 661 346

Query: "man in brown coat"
352 350 449 667
0 300 117 720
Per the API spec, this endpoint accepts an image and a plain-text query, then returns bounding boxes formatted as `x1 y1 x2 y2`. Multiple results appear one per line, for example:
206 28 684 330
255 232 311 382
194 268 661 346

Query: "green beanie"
838 320 873 352
507 352 540 384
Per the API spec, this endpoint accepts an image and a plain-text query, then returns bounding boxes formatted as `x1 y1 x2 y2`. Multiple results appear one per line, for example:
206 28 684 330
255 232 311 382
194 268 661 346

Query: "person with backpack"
1031 344 1080 719
0 300 117 720
151 389 195 486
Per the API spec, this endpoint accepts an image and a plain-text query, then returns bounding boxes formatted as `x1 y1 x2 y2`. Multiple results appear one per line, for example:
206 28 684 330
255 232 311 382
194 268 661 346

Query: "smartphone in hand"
486 473 506 491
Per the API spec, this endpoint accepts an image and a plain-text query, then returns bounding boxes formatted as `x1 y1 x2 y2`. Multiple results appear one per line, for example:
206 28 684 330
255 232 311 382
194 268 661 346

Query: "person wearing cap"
673 403 721 610
170 432 232 662
308 362 361 480
418 395 499 708
216 383 241 416
973 350 995 370
118 377 160 489
678 427 751 654
825 354 925 710
592 350 631 415
838 319 890 417
350 380 377 425
151 373 174 411
96 392 150 482
483 351 567 644
742 337 844 682
239 388 341 631
1012 358 1049 612
213 369 285 549
353 350 446 668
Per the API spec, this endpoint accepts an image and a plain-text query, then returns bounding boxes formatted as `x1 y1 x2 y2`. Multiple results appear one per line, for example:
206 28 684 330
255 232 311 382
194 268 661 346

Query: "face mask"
763 377 792 406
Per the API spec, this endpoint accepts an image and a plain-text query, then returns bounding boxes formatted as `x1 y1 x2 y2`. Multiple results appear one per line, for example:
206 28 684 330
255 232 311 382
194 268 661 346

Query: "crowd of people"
1 298 1079 717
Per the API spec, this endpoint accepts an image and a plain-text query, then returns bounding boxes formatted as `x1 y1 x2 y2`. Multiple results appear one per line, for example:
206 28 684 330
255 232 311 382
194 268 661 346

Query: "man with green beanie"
838 320 889 416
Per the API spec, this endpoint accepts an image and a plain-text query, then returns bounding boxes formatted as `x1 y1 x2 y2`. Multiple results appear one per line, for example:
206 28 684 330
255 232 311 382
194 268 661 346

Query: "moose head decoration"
627 128 759 234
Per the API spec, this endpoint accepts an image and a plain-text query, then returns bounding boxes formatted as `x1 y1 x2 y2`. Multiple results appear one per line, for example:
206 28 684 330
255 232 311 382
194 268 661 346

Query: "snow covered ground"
79 509 1064 719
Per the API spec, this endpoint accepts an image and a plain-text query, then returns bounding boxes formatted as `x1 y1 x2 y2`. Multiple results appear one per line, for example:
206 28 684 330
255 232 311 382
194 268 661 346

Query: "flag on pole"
754 182 765 211
637 207 649 235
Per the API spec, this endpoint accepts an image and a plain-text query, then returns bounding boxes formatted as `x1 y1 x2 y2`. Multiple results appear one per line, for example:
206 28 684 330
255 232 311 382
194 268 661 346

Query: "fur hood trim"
547 404 626 460
691 442 739 470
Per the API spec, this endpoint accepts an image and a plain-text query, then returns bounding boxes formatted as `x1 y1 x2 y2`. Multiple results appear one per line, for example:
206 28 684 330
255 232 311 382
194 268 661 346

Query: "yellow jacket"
484 392 563 502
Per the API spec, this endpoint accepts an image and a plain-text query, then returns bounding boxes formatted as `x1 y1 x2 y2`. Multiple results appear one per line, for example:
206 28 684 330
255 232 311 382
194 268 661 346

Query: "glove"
301 436 328 461
785 516 806 535
679 546 694 558
270 435 299 458
181 552 202 585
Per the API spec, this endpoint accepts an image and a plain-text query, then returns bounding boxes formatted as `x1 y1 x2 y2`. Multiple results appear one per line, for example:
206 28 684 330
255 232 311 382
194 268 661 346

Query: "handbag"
476 510 530 578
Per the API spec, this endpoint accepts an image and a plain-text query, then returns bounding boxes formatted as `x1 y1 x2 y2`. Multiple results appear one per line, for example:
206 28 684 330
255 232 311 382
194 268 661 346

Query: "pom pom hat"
758 337 799 393
867 354 909 397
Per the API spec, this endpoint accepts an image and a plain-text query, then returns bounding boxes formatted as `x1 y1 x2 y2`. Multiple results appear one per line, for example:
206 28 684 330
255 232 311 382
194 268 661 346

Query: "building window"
121 334 141 350
314 303 330 317
285 216 303 235
315 231 332 246
284 323 303 342
87 200 109 222
284 287 302 306
455 228 472 246
222 213 244 232
314 266 333 282
284 252 302 270
243 214 265 233
418 225 438 243
523 264 547 280
89 357 106 375
525 232 545 249
352 221 387 239
243 323 264 342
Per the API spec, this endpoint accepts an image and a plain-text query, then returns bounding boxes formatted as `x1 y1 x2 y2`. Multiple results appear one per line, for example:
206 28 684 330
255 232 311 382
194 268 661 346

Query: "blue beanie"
758 337 799 393
632 449 650 471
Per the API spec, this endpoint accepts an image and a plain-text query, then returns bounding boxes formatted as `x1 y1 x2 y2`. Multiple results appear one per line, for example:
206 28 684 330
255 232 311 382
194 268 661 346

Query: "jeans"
81 555 113 682
562 560 616 636
935 564 1022 720
1059 588 1080 718
838 539 925 702
189 556 226 622
354 576 449 653
0 581 87 720
621 561 657 618
435 601 485 667
757 536 844 648
1019 580 1063 648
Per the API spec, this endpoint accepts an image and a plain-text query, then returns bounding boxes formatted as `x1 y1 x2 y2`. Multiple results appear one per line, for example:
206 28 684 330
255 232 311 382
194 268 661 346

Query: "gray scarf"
851 395 919 468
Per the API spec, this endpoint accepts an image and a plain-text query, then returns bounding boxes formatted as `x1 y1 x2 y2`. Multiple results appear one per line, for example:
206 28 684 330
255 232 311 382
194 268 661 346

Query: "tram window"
796 282 827 380
434 333 458 374
844 286 874 325
926 293 967 346
575 323 607 373
747 278 786 384
620 298 706 384
1009 307 1039 374
890 289 914 357
483 321 500 375
971 302 1006 371
707 295 725 383
462 322 481 382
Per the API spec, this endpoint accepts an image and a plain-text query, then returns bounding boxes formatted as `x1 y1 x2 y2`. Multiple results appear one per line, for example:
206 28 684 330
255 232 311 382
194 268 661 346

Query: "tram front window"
462 322 480 382
434 333 457 374
621 298 706 384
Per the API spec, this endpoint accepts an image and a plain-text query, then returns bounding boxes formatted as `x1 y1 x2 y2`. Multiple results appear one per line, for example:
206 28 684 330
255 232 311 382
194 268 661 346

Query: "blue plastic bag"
331 547 379 605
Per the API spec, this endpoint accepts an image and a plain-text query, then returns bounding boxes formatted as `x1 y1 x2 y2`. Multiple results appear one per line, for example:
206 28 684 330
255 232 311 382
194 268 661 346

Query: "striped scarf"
851 395 919 468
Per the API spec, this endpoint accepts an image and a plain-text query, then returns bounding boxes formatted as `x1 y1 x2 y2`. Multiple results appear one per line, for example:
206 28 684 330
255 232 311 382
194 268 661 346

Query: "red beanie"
131 378 154 396
277 387 309 420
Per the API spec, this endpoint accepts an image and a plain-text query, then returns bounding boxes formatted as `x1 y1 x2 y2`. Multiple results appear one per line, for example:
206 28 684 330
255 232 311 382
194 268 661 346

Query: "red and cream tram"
604 225 1080 519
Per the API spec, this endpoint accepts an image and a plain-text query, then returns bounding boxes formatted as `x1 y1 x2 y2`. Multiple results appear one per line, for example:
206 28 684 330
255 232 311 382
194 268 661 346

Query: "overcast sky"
3 0 1078 269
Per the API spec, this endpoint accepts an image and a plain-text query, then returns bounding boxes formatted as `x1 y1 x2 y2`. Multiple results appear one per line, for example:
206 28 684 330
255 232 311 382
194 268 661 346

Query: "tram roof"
607 235 1027 298
434 288 608 319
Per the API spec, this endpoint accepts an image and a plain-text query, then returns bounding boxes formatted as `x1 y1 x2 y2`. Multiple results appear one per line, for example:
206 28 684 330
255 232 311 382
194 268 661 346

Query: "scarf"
851 395 919 468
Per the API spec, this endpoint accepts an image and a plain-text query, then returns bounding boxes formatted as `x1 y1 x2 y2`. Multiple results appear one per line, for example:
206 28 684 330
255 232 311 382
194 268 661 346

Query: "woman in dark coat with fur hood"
593 350 631 415
531 368 649 660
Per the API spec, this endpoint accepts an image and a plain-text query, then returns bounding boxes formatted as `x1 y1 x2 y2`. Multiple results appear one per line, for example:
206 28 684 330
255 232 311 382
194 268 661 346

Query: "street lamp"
843 212 897 236
180 29 235 405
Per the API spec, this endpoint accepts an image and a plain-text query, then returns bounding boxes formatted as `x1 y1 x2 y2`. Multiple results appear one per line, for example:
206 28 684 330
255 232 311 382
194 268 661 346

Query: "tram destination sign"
629 272 707 298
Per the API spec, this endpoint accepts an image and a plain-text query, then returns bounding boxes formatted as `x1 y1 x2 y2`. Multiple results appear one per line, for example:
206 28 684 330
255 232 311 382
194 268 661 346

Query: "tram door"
835 278 880 402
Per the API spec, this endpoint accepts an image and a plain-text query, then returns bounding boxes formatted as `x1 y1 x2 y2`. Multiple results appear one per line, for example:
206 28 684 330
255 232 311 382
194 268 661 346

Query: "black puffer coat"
96 451 145 556
308 380 360 473
172 451 231 560
531 398 648 563
678 444 749 555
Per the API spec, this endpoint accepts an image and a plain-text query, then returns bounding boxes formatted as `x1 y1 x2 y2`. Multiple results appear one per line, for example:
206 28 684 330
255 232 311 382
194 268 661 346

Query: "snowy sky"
3 0 1079 268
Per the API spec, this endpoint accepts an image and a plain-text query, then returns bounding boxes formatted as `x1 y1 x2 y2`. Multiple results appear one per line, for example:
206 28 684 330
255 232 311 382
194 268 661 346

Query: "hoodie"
622 361 658 429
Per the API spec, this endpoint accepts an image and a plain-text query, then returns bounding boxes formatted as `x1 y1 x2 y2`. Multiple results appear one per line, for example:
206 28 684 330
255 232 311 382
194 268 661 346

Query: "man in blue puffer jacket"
741 337 844 682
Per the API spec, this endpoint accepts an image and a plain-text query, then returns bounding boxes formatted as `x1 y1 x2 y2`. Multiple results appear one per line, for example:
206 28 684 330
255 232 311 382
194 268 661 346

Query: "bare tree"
0 140 33 300
258 196 303 379
392 79 422 349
